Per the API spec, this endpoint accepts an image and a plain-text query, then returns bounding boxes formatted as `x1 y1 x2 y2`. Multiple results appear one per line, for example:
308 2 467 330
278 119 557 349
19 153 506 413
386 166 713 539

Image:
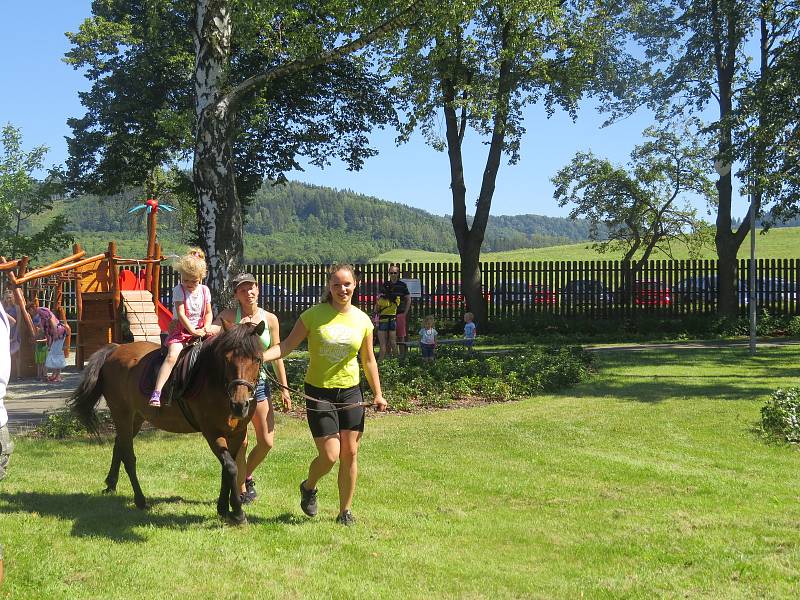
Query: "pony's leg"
118 416 148 509
103 436 123 494
209 434 247 525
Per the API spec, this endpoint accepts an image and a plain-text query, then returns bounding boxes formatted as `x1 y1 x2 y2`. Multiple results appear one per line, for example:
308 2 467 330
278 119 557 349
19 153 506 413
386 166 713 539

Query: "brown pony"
69 321 265 525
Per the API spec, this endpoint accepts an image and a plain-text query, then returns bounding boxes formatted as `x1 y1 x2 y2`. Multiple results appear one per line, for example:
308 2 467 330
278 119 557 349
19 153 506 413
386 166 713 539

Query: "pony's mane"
210 322 264 361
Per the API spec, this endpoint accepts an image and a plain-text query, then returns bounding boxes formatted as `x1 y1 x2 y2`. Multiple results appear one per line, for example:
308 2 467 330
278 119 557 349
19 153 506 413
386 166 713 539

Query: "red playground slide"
119 269 173 333
155 300 173 333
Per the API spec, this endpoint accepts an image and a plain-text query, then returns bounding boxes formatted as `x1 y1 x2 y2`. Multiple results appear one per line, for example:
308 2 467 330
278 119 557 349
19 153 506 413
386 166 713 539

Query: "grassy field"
2 345 800 598
375 226 800 264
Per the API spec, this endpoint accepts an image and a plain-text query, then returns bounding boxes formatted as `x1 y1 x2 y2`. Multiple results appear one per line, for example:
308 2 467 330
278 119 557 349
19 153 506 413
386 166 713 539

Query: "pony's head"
213 320 266 419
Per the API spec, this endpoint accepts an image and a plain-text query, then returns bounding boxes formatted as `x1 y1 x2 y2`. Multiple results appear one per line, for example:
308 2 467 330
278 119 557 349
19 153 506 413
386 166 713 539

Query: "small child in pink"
149 253 212 407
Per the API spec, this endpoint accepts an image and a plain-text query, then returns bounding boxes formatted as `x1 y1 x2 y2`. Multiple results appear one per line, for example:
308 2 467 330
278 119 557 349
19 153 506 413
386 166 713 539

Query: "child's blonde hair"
464 312 474 322
423 315 435 327
188 247 205 260
174 253 207 280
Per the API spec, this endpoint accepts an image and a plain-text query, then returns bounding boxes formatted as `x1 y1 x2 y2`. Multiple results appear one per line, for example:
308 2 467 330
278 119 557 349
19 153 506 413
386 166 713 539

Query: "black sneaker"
335 510 355 526
242 478 257 505
299 480 318 517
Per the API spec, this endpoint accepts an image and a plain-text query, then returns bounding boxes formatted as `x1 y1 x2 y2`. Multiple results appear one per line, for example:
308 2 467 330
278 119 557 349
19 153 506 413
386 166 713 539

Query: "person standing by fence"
384 265 410 358
262 263 387 526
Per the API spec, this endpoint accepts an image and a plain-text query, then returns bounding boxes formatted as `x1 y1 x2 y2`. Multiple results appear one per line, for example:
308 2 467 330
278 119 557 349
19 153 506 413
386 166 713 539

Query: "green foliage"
0 124 73 260
553 121 714 263
761 387 800 444
378 345 593 409
281 344 592 410
34 409 84 439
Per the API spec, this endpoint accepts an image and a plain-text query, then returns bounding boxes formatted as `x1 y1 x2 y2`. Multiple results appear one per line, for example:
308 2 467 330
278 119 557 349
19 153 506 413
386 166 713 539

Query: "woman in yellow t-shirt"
262 263 387 526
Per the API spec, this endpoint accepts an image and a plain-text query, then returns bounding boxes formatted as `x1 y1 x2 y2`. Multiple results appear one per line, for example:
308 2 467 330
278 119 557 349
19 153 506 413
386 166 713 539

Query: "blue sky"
1 2 748 220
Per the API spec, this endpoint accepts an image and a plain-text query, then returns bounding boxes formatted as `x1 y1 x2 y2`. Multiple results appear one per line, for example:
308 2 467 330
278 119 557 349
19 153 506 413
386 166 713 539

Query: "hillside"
31 180 595 264
375 226 800 263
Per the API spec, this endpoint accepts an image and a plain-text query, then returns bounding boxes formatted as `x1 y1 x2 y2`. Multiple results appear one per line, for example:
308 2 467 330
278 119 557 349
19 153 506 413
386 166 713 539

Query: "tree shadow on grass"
0 491 285 542
570 347 794 404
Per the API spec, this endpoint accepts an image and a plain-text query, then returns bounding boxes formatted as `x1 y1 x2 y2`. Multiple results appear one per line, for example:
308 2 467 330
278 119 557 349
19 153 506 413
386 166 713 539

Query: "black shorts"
304 383 365 438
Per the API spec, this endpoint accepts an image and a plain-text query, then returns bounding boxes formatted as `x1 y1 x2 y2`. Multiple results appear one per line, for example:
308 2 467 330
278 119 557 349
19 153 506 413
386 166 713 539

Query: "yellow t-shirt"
300 302 374 388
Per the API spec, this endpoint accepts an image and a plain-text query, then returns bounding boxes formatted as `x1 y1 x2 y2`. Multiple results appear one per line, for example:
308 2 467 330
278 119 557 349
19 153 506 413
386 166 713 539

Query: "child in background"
463 312 476 351
418 315 438 362
34 337 48 382
374 289 401 361
149 253 212 407
27 302 69 382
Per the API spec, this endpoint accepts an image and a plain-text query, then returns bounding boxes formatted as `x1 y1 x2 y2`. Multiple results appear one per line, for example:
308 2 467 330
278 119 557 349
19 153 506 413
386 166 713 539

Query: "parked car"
561 280 613 305
531 284 558 306
356 279 384 308
432 282 464 308
673 276 749 306
260 283 297 311
492 281 530 307
632 280 671 307
753 278 797 305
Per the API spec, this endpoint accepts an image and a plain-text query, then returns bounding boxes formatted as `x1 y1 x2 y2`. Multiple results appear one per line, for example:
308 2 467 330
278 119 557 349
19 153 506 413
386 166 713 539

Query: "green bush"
761 387 800 444
279 344 592 412
35 408 114 439
35 409 85 439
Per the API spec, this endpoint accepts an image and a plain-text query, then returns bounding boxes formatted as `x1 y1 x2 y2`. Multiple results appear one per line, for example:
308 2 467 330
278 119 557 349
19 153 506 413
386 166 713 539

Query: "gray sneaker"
241 478 257 505
300 480 318 517
335 510 355 526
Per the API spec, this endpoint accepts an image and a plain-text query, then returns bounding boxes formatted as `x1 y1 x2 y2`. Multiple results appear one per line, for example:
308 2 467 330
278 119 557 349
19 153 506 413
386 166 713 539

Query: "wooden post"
108 241 121 343
152 241 162 307
144 203 158 292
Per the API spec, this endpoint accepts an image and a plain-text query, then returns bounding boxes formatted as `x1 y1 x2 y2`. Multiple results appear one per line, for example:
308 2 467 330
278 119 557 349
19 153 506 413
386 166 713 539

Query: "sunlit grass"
1 345 800 598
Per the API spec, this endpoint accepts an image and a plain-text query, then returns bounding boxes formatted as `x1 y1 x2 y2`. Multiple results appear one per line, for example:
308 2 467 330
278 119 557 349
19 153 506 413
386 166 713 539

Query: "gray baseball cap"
231 272 257 289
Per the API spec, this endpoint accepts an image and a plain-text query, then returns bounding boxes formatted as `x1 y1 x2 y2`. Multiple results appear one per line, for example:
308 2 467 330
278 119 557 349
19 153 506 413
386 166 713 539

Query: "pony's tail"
69 343 120 434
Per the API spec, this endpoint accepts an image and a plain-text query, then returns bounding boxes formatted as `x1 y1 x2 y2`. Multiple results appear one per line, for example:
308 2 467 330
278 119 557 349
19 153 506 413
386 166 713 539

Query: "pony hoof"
102 487 116 495
225 513 247 526
135 499 149 510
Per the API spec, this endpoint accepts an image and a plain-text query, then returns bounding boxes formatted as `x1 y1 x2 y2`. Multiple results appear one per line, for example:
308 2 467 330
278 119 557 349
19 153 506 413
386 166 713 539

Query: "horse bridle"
225 357 263 403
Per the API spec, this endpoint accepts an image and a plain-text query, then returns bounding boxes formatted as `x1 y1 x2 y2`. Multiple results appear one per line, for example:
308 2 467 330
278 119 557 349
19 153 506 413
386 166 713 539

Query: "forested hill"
54 180 593 263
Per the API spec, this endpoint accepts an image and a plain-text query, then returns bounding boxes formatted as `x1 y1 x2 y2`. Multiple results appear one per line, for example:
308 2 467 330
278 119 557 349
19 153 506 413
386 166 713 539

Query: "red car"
633 281 671 307
531 284 558 305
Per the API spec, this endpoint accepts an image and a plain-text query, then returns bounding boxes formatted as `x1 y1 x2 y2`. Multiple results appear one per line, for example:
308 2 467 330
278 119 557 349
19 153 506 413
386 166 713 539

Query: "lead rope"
262 369 373 412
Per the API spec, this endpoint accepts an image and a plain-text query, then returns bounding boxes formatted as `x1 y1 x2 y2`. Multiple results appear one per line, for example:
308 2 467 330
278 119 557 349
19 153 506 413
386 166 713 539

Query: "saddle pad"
138 342 209 401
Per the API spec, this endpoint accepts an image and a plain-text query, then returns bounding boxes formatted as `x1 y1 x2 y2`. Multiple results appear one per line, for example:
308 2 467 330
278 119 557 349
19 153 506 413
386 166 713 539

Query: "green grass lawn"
375 226 800 264
2 345 800 598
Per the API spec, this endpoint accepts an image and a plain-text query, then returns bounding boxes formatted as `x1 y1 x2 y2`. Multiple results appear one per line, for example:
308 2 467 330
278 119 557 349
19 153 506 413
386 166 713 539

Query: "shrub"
35 409 85 439
761 387 800 444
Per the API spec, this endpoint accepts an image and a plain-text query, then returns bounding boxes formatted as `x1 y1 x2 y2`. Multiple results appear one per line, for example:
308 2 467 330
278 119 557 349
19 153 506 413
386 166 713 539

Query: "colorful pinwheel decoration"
128 198 176 215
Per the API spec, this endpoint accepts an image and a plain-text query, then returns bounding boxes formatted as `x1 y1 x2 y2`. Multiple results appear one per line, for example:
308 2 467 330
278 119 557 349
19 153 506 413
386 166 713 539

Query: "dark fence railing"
164 258 800 322
5 258 797 329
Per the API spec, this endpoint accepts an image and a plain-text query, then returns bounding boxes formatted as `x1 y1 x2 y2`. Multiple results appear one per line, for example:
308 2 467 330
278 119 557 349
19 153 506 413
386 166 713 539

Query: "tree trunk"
192 1 241 307
441 22 513 327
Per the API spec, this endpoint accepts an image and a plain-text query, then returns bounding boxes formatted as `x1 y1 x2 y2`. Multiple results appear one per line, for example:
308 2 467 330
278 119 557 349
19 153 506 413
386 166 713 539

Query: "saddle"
140 338 206 406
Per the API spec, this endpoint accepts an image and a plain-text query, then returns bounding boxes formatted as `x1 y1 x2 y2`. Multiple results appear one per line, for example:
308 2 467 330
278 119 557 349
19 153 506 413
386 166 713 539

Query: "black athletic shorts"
304 383 365 438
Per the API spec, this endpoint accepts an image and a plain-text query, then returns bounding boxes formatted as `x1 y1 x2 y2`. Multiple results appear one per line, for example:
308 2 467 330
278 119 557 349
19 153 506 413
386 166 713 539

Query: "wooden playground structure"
0 199 173 377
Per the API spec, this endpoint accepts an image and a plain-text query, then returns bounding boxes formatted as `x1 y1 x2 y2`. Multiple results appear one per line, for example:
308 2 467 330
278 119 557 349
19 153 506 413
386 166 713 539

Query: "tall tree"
66 0 421 302
616 0 800 315
0 125 72 260
553 123 714 296
387 0 638 323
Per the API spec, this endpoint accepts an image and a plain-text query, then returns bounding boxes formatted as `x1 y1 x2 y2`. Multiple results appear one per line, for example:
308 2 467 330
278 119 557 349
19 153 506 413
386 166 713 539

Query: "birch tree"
66 0 422 302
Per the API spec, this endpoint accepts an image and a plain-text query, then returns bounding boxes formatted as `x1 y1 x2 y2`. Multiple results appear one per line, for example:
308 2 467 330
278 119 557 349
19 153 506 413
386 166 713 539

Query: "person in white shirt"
0 300 13 586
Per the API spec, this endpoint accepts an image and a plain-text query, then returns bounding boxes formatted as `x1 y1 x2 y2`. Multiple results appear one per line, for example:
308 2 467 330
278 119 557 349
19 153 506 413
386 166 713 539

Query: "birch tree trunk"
192 1 241 306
